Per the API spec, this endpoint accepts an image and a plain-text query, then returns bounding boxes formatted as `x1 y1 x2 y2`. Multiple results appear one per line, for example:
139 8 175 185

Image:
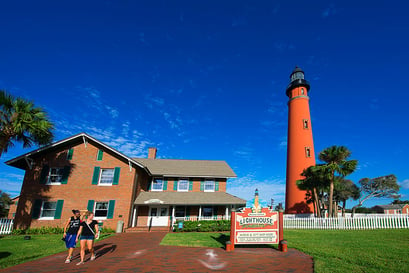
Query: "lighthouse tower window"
305 147 311 158
301 88 305 95
303 119 309 129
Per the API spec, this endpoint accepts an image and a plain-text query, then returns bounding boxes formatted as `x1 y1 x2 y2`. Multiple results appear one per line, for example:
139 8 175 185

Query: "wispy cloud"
399 179 409 189
227 173 286 205
274 42 296 52
0 172 24 196
279 136 287 149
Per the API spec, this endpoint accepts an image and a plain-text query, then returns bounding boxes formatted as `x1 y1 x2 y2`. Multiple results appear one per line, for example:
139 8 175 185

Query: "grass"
0 233 113 269
161 229 409 273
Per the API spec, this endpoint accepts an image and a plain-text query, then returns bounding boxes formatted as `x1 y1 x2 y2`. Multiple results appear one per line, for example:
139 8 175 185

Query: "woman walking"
75 211 99 265
63 209 82 263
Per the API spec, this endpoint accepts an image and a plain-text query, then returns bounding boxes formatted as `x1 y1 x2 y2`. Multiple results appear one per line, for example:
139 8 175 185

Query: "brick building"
7 196 19 219
6 133 245 231
372 204 409 214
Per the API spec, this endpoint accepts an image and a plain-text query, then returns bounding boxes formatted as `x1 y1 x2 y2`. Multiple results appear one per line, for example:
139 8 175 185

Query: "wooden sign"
228 207 284 251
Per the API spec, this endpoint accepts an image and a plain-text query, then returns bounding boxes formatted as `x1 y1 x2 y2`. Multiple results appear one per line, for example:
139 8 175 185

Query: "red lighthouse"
285 67 316 214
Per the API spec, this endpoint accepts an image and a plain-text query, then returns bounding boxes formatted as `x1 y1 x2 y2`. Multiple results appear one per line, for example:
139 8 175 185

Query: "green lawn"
0 233 112 269
161 229 409 273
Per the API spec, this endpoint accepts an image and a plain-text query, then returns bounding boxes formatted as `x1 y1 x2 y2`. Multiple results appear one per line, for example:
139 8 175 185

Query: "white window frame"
98 168 115 186
39 201 57 220
94 201 109 220
204 180 215 192
46 167 64 185
151 178 164 191
177 179 189 192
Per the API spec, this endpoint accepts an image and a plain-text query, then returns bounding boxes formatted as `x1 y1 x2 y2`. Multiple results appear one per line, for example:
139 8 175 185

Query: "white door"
148 206 169 226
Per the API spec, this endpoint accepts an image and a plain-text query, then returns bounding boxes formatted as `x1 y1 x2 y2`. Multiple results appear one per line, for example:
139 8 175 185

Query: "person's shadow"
71 243 117 261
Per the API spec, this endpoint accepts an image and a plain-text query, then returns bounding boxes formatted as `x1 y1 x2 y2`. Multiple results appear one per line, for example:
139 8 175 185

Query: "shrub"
12 227 64 235
174 220 231 232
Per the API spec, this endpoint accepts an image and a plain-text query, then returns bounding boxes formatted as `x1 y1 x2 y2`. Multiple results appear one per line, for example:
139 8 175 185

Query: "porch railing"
174 215 231 222
0 219 13 235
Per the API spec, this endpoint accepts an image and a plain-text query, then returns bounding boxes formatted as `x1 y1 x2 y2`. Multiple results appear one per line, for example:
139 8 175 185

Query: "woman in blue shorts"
63 209 82 263
75 211 99 265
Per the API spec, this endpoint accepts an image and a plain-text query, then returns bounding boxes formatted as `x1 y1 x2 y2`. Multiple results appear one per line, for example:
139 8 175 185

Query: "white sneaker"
90 255 96 261
76 261 84 265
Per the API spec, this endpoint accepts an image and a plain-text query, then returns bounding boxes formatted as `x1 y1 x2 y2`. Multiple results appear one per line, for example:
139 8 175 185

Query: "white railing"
284 214 409 229
0 219 13 235
174 215 231 222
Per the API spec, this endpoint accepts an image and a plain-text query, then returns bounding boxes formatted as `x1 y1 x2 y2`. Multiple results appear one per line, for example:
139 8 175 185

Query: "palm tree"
297 165 330 217
0 90 54 157
318 146 358 217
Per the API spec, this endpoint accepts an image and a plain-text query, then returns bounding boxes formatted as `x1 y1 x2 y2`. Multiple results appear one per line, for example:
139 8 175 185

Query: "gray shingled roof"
134 191 246 205
133 158 236 178
375 204 408 210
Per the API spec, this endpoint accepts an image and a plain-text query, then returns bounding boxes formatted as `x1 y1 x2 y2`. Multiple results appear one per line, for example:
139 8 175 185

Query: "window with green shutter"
54 200 64 219
87 200 95 212
67 148 74 160
112 167 120 185
97 149 103 161
40 165 49 184
61 166 71 184
32 199 42 219
92 167 100 185
107 200 115 219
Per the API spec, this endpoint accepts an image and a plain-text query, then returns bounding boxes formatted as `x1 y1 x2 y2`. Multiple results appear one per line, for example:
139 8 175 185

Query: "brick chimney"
148 147 157 159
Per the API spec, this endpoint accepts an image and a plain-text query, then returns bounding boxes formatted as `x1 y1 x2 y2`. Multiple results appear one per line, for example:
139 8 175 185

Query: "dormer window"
204 180 215 192
151 178 164 191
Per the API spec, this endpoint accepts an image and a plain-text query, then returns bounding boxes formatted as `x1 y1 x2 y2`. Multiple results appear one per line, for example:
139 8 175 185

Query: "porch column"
198 206 202 221
225 206 229 219
172 206 175 226
132 206 138 227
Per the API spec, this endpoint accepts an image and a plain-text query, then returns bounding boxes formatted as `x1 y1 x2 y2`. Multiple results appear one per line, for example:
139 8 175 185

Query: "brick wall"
14 140 146 230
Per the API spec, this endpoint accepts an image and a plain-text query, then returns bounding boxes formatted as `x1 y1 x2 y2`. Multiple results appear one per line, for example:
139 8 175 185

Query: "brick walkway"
2 233 313 273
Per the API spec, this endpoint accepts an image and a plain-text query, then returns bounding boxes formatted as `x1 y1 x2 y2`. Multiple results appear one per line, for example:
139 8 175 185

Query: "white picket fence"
283 214 409 229
0 219 13 235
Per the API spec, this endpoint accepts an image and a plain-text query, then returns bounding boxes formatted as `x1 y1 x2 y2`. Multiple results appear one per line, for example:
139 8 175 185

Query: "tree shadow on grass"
0 252 11 259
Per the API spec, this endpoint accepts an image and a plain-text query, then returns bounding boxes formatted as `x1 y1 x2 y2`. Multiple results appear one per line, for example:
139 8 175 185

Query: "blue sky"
1 0 408 208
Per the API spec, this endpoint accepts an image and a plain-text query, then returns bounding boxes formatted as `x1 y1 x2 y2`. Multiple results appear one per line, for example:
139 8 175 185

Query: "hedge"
173 220 231 232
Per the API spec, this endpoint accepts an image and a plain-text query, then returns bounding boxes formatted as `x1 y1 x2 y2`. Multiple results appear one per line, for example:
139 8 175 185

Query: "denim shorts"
80 235 95 240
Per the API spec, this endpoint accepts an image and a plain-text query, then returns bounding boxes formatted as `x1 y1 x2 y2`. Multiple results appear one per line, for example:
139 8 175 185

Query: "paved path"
2 233 313 273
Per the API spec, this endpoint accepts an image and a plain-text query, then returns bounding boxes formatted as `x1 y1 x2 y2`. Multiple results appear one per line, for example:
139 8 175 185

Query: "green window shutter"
173 180 178 191
113 167 120 185
213 206 218 218
163 179 168 191
87 200 95 212
40 165 49 184
61 166 71 184
200 181 204 191
215 182 219 191
189 180 193 191
107 200 115 219
148 181 152 191
32 199 42 219
185 206 190 218
54 200 64 219
97 149 103 161
67 148 74 160
92 167 100 185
